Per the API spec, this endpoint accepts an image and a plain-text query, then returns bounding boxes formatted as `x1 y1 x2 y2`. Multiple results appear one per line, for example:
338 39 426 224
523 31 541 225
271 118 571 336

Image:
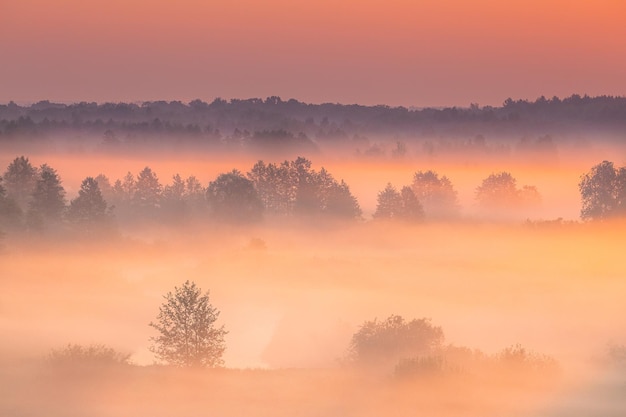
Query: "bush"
394 355 460 378
496 344 558 373
47 344 131 368
348 315 444 366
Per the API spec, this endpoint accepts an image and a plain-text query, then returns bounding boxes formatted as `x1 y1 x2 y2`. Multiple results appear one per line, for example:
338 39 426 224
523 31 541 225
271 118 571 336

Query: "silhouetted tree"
112 171 136 206
28 164 66 226
411 170 459 218
184 175 206 210
206 170 263 223
399 186 425 221
373 183 402 219
324 179 362 219
66 177 109 230
0 177 22 228
2 156 38 210
247 160 298 215
247 157 361 219
94 174 115 205
162 174 187 217
373 184 424 221
133 167 162 212
579 160 626 220
161 174 207 220
292 157 319 215
149 280 227 367
164 173 185 201
475 172 540 211
476 172 519 209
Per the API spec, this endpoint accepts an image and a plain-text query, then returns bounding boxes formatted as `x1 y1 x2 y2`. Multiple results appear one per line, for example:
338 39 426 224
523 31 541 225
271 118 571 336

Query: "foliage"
2 155 38 210
28 164 66 224
373 183 402 219
66 177 109 229
394 355 459 378
162 174 207 219
475 172 541 210
94 174 115 204
133 166 162 212
373 184 424 221
48 343 131 367
348 315 444 365
206 169 263 223
247 157 361 219
579 160 626 220
411 170 459 218
2 96 626 149
0 176 22 228
113 171 136 205
497 344 559 373
149 280 227 367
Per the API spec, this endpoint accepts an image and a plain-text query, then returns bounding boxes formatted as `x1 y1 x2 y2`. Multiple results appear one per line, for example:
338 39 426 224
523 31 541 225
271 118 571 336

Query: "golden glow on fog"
2 148 626 416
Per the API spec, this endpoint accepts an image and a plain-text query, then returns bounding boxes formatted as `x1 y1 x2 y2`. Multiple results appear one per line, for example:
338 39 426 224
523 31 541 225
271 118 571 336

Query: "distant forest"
1 95 625 156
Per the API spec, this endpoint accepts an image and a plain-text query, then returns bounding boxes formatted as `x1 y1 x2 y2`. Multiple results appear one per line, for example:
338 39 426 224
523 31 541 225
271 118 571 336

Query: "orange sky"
1 0 625 107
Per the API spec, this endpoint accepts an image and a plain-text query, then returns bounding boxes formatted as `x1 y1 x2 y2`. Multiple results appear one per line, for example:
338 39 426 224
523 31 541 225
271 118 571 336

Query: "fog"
2 139 626 416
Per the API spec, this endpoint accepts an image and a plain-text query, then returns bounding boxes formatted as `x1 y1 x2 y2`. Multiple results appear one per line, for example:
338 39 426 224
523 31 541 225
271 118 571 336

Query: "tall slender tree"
66 177 109 230
28 164 66 224
2 156 39 210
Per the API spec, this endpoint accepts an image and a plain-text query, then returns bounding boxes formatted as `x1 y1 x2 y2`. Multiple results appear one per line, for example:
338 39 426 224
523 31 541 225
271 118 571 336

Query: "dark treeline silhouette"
1 95 625 155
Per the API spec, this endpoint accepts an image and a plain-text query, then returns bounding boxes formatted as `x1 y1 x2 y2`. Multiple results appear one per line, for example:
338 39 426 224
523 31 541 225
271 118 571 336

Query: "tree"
475 172 519 209
247 157 361 219
0 177 22 228
373 183 402 219
66 177 109 229
2 156 39 210
149 280 227 367
28 164 66 224
206 169 263 223
112 171 136 206
94 174 115 204
161 173 187 219
133 166 162 212
475 171 541 212
373 184 423 221
399 186 425 221
247 160 297 215
348 315 444 366
184 175 206 211
578 160 626 220
411 170 459 218
324 179 362 219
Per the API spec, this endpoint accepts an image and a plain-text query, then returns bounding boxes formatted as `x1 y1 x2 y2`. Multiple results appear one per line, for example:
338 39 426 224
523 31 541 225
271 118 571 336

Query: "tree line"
1 95 625 155
0 155 621 236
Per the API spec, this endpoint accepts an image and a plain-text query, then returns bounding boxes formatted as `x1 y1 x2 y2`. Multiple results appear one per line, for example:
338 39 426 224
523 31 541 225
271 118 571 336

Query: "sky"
1 0 625 107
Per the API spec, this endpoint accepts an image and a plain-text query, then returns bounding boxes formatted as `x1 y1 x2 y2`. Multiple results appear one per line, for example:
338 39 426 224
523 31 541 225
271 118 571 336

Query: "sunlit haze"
1 1 626 416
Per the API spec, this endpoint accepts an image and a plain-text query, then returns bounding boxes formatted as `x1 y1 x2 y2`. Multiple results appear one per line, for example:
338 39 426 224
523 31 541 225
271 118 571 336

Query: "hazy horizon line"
4 92 622 111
